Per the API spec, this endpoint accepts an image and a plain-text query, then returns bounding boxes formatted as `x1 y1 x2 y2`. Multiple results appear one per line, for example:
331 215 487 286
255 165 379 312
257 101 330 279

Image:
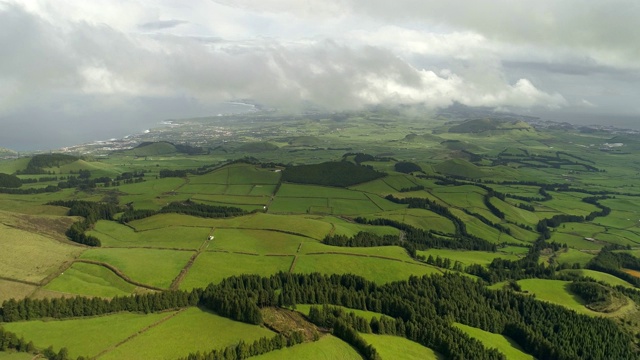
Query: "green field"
453 323 534 360
210 228 312 254
360 334 442 360
80 248 193 289
0 351 36 360
180 252 293 289
101 308 275 360
517 279 598 316
3 311 173 359
368 208 455 233
0 223 82 283
0 280 37 304
89 221 209 249
417 249 521 267
560 269 636 288
554 248 595 267
43 262 139 297
251 335 363 360
295 304 393 322
130 213 333 240
293 253 442 284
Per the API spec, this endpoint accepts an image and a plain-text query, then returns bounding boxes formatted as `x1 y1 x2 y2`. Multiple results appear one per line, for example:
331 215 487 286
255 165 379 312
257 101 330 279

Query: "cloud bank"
0 0 638 149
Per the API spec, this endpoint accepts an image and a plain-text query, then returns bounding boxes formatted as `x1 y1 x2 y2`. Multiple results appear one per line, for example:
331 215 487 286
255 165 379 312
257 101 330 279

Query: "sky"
1 0 639 150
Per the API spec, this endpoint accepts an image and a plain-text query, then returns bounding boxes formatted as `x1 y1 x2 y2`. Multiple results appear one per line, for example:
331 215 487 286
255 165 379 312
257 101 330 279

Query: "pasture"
43 262 139 298
0 223 82 284
209 228 312 255
453 323 534 360
3 311 173 359
295 305 393 322
89 221 209 249
0 280 37 304
360 334 443 360
179 252 293 289
418 249 521 267
80 248 193 289
560 269 635 288
129 213 333 240
100 307 275 360
251 335 362 360
293 253 443 284
516 279 598 316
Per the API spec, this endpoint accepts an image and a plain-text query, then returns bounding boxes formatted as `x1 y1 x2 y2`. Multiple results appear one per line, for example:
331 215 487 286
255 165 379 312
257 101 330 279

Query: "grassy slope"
80 248 193 289
101 308 275 360
453 323 534 360
251 335 363 360
3 312 172 359
43 262 138 297
0 223 82 283
360 334 442 360
517 279 598 316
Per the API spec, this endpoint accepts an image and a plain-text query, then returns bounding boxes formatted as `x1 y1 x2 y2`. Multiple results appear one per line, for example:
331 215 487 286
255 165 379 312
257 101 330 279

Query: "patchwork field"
3 111 640 360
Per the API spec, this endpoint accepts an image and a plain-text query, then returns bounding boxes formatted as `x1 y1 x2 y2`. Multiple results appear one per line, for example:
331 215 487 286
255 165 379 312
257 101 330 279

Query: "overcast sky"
2 0 639 150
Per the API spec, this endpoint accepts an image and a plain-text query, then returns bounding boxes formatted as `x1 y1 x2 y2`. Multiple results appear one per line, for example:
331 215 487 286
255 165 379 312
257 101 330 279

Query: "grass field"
301 243 416 262
554 248 595 267
417 249 521 266
0 352 35 360
251 335 363 360
368 208 456 234
0 280 37 303
43 262 139 297
517 279 598 316
101 307 275 360
0 223 82 283
80 248 193 289
130 213 333 240
180 252 293 289
3 311 173 359
550 232 602 250
295 304 393 322
89 221 209 249
560 269 635 288
293 253 442 284
360 334 442 360
277 183 368 199
209 228 313 254
453 323 534 360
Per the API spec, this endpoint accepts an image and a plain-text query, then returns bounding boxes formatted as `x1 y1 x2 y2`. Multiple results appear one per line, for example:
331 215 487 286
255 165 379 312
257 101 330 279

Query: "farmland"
3 110 640 359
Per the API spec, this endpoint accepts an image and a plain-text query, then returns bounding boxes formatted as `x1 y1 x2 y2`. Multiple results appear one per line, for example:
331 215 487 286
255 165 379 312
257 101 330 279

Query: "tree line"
282 161 386 187
47 200 120 246
119 200 247 223
2 271 637 359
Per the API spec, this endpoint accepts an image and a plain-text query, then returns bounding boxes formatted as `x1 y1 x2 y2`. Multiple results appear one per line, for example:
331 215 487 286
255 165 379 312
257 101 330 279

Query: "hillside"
448 118 534 133
433 158 486 178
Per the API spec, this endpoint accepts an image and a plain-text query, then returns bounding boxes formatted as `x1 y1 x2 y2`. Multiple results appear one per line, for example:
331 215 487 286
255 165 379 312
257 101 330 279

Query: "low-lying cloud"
0 0 637 149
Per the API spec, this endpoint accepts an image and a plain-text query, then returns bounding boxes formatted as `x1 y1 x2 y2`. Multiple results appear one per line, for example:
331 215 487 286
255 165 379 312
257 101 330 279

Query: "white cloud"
1 0 638 150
